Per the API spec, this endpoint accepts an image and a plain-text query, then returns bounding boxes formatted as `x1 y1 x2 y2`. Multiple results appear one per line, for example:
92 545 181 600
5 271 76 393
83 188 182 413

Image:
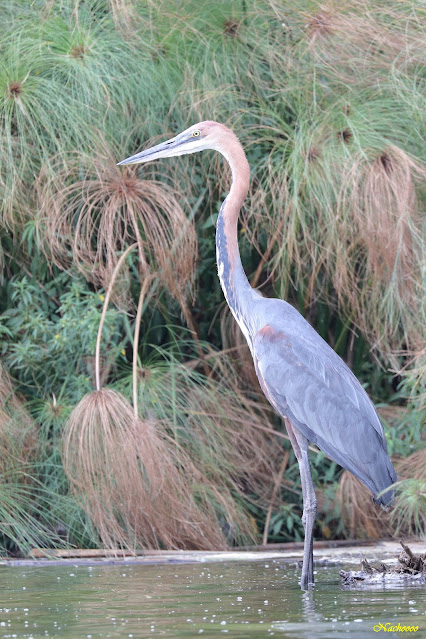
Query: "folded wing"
253 324 397 505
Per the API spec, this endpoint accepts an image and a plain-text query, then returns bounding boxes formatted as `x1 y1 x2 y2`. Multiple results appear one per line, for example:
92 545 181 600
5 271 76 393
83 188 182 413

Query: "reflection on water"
0 559 424 637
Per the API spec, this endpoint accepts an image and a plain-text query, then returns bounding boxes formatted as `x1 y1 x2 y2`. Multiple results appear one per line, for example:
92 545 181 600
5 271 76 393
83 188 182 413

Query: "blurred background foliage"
0 0 424 555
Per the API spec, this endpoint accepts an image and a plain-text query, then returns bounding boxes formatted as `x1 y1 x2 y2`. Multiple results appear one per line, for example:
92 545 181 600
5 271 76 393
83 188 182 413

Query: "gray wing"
253 324 397 501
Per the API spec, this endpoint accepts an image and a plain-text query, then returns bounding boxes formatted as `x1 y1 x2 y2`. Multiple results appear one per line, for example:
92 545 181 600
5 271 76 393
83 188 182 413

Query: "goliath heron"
118 121 397 589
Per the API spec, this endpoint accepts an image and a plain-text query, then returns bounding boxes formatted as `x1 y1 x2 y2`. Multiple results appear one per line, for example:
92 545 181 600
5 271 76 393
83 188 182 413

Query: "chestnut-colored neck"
219 138 250 261
215 132 255 340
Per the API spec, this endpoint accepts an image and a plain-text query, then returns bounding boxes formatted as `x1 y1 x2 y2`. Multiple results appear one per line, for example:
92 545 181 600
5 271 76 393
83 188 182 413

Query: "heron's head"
117 121 233 166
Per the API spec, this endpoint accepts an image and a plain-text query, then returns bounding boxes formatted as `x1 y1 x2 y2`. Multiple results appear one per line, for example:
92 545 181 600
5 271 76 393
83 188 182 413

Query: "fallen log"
30 548 145 559
340 541 425 585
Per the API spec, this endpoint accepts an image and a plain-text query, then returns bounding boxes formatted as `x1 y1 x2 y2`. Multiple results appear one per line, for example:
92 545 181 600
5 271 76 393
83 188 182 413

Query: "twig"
95 243 138 391
400 540 414 559
132 276 153 418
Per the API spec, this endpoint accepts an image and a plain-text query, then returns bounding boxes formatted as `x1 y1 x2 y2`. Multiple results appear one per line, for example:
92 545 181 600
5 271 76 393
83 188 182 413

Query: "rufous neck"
221 141 250 226
215 134 253 330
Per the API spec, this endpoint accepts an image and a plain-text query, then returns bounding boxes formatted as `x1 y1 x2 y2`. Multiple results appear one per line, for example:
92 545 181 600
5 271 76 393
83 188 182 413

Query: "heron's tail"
372 455 397 508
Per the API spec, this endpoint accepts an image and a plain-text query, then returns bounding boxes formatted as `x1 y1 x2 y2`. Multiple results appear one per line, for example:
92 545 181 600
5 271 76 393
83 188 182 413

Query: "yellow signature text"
374 622 419 633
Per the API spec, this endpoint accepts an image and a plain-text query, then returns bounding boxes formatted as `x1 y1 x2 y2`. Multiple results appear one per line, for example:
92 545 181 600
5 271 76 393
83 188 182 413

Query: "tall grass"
59 244 282 549
38 142 197 303
238 1 425 364
0 0 424 551
0 364 58 554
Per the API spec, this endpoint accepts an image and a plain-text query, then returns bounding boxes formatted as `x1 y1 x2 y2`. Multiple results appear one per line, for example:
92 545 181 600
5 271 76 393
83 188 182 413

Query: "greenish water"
0 560 424 638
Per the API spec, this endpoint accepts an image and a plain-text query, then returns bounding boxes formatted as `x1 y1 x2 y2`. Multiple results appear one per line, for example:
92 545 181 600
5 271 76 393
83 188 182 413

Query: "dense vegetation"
0 0 424 555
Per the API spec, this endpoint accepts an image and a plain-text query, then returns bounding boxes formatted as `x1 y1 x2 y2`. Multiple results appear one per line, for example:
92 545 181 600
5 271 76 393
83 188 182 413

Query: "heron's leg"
285 418 317 590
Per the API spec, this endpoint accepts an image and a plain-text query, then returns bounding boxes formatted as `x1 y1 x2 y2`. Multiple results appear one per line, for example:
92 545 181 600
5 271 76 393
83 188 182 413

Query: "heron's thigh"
285 417 309 461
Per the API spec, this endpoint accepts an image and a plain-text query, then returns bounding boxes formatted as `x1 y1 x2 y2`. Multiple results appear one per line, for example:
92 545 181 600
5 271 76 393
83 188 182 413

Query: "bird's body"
250 298 396 503
119 120 397 589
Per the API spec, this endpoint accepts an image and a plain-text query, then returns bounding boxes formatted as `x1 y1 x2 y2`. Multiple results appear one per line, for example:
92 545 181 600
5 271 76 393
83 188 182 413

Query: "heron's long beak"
117 135 181 165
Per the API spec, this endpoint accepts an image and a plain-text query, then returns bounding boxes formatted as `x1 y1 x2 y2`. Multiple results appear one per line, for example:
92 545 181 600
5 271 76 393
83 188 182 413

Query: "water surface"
0 559 424 637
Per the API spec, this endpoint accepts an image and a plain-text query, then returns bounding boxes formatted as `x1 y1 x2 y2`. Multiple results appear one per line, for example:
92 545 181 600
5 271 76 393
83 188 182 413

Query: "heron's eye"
192 130 201 137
